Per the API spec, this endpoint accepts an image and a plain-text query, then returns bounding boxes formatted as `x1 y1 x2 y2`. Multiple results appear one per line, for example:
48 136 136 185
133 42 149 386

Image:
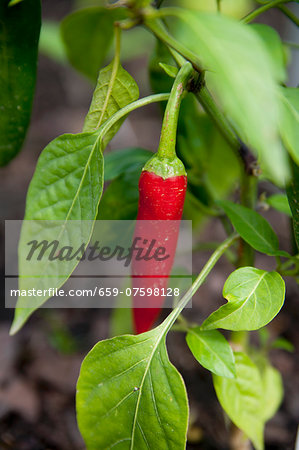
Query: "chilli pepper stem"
157 62 193 159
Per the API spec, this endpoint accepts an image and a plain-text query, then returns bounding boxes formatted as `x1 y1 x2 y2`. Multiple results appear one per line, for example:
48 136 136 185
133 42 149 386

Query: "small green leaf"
8 0 24 6
213 352 265 450
201 267 285 331
159 62 178 78
271 337 295 352
219 200 289 257
83 61 139 145
266 194 292 217
279 87 299 166
250 24 286 83
61 7 126 80
286 160 299 250
0 0 41 165
164 10 289 185
186 328 236 378
104 147 152 181
77 326 189 449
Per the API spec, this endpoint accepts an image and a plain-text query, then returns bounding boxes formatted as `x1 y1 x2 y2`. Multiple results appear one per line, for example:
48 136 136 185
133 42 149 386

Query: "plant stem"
98 93 170 139
238 173 257 267
283 40 299 49
195 86 240 151
162 233 239 332
143 16 203 73
157 62 193 159
242 0 290 23
278 5 299 27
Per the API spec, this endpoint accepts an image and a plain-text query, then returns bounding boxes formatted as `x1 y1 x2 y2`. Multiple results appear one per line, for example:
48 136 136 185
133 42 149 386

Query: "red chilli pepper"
132 62 193 334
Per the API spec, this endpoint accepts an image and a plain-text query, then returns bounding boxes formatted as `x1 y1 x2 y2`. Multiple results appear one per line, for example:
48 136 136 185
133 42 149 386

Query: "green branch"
278 5 299 27
242 0 290 23
162 233 239 333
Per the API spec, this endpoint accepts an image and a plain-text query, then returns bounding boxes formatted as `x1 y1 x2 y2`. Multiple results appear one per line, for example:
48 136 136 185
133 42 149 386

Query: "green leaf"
98 168 140 220
250 24 286 83
201 267 285 331
8 0 24 6
260 363 283 422
266 194 292 217
104 147 152 181
177 97 240 200
164 10 289 185
279 87 299 166
271 337 295 352
286 160 299 250
83 61 139 145
159 62 178 78
253 355 284 422
213 352 265 450
219 200 289 257
186 328 236 378
61 7 126 81
39 20 67 64
77 326 189 449
0 0 41 165
10 131 104 334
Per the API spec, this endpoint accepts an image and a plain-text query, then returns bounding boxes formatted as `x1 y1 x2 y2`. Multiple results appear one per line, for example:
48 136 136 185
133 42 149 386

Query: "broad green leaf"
10 131 104 334
260 363 283 421
279 87 299 166
266 194 292 217
201 267 285 331
213 352 264 450
98 168 140 220
104 147 152 181
0 0 41 165
286 160 299 250
250 24 286 83
77 326 189 449
61 7 126 80
11 52 139 333
39 20 67 63
159 62 178 78
160 10 289 185
219 200 289 257
186 328 236 378
83 61 139 145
